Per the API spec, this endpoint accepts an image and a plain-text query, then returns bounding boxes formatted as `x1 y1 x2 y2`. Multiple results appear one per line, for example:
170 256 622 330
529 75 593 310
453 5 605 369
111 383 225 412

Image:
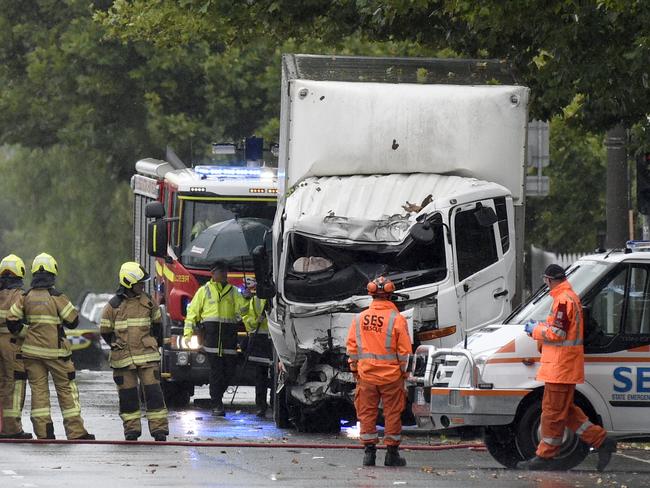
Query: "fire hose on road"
0 437 486 451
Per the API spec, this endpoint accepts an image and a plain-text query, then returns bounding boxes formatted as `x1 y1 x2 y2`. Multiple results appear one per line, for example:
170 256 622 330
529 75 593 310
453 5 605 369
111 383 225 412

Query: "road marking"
617 452 650 465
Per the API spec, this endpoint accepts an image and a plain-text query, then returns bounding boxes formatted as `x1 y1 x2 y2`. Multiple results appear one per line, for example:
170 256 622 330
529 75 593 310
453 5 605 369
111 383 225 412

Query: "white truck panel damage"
282 81 529 203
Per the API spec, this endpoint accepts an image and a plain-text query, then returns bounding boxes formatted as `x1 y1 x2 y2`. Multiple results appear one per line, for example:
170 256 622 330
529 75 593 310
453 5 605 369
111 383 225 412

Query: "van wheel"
484 425 523 468
293 405 341 433
514 397 590 470
162 381 191 408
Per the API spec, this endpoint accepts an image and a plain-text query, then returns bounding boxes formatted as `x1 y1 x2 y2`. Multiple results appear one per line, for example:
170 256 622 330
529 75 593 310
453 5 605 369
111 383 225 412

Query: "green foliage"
0 145 132 300
526 117 606 253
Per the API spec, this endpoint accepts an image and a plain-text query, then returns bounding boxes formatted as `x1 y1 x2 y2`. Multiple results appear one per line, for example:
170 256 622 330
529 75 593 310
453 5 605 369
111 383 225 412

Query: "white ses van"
409 248 650 470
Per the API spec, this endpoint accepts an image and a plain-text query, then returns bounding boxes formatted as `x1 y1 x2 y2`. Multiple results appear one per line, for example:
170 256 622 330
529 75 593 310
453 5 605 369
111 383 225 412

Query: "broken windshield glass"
284 214 446 303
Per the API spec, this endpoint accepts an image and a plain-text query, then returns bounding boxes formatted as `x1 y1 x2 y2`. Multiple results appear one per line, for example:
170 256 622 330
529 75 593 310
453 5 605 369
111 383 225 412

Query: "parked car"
69 292 112 369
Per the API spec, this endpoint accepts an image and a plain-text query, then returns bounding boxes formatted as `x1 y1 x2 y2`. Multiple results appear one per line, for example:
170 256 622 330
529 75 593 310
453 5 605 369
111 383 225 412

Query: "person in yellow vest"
241 278 273 418
6 253 94 440
100 262 168 441
184 261 246 416
0 255 31 439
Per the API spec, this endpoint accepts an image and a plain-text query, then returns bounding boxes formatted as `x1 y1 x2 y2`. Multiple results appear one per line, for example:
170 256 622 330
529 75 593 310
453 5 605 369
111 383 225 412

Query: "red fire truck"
131 142 278 405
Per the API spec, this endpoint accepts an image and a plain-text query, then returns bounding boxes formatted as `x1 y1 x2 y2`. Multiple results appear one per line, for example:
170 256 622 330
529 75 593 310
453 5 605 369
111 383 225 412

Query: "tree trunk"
605 125 627 248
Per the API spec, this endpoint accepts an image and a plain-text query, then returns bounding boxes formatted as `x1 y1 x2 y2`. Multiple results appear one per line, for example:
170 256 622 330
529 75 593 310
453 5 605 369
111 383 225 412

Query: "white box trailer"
256 54 530 430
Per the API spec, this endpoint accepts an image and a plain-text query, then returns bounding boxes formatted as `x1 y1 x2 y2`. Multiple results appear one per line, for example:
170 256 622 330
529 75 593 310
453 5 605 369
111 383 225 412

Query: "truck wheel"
514 397 590 470
162 381 191 408
484 425 524 468
272 353 291 428
294 405 341 434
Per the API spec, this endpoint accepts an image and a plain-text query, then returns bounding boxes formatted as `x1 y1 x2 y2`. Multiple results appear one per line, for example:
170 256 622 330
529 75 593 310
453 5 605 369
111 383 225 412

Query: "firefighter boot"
384 446 407 467
362 445 376 466
597 437 617 472
212 400 226 417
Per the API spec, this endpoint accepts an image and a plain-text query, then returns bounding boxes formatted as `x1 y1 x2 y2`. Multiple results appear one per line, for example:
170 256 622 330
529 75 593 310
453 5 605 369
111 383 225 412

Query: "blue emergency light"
626 240 650 252
194 165 263 179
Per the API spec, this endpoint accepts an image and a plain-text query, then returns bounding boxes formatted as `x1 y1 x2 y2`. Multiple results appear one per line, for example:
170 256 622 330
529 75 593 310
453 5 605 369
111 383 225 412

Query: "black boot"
212 400 226 417
125 432 139 441
384 446 406 467
517 456 557 471
153 432 167 442
0 431 32 439
74 433 96 440
597 437 617 472
363 445 376 466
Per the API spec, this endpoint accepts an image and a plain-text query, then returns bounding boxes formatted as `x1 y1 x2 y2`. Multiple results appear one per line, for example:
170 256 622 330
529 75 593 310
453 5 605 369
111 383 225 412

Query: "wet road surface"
0 370 649 487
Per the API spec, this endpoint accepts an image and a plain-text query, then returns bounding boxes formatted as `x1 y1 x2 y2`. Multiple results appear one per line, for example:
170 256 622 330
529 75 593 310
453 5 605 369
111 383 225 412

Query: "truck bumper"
162 349 211 385
413 386 530 430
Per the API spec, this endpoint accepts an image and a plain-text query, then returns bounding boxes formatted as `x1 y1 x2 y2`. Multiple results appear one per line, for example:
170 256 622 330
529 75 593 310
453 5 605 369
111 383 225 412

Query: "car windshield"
507 260 611 324
180 199 276 270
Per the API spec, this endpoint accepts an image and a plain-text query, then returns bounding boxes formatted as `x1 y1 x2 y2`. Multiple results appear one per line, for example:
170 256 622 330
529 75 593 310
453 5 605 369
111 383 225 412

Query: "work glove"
524 320 536 336
183 329 193 343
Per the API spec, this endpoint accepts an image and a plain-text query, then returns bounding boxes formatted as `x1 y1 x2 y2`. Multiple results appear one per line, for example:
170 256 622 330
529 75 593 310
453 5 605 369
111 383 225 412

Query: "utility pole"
605 125 628 248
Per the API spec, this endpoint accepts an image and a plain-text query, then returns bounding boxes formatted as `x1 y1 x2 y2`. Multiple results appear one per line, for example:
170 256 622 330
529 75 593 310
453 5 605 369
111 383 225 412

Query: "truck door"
452 199 510 331
584 263 650 431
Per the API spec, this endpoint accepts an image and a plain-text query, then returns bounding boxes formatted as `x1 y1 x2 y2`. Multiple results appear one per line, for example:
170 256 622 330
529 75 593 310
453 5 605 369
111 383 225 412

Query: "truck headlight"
177 352 190 366
181 335 200 350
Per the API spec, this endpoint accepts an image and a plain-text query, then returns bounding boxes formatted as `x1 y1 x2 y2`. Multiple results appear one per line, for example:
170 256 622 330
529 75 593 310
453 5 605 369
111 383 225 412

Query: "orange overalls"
531 280 607 458
346 299 411 447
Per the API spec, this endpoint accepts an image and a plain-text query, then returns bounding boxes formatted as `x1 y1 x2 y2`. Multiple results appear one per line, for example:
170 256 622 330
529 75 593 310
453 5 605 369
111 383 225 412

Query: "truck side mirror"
474 203 498 227
252 245 276 300
147 220 168 258
410 221 436 244
145 201 165 219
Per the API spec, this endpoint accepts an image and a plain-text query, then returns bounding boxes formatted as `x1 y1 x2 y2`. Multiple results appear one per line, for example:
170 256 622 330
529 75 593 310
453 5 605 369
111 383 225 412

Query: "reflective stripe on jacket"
100 293 162 369
346 299 412 385
8 289 78 360
532 280 584 384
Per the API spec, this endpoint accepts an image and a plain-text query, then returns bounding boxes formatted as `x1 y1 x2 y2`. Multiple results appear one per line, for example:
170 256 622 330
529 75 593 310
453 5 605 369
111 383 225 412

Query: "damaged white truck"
254 54 530 431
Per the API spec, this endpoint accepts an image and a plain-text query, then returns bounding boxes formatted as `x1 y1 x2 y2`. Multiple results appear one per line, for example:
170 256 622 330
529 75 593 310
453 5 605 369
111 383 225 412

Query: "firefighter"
241 278 273 417
0 255 31 439
100 262 168 441
346 277 411 467
519 264 617 471
6 253 94 440
184 261 246 416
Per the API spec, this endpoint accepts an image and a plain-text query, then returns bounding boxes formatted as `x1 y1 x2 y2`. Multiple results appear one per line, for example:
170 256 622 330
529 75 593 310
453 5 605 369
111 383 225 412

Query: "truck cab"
131 141 277 405
409 247 650 470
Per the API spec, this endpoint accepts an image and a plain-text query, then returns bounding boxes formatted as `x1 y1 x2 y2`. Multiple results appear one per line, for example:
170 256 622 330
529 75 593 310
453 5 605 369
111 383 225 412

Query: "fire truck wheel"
162 381 192 408
514 397 590 471
484 425 523 468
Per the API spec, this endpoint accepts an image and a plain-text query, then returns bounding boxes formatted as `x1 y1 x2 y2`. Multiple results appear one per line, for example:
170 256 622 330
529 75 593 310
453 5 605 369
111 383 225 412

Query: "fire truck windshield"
180 199 276 270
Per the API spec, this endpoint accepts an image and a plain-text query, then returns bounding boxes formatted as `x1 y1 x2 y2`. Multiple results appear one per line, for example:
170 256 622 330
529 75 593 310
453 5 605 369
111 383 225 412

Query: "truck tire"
162 381 191 408
484 425 524 468
514 397 590 470
272 352 291 428
294 405 341 434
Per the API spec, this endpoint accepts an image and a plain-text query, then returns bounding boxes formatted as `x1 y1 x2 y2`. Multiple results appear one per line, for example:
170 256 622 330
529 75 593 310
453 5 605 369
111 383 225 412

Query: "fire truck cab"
131 143 277 405
409 246 650 470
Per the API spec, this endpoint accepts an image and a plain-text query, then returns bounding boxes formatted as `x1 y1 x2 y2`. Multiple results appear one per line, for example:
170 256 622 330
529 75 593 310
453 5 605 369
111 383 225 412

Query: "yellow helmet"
31 253 58 275
119 261 150 288
0 254 26 278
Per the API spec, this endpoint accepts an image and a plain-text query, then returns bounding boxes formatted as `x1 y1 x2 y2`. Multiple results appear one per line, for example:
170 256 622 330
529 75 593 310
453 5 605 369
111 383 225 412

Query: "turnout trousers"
24 357 89 439
113 363 168 437
0 334 27 435
537 383 608 458
355 378 406 447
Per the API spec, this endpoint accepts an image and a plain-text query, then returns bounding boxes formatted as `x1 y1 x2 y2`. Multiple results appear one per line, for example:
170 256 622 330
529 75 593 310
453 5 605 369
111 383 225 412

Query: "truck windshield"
284 220 447 303
507 260 610 324
180 199 276 270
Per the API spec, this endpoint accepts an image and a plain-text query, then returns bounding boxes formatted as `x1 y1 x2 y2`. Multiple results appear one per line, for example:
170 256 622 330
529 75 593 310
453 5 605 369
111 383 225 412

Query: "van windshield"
283 217 447 303
507 261 610 324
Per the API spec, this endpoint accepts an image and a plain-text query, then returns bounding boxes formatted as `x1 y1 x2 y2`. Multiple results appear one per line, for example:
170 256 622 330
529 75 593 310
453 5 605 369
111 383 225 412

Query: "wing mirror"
474 203 498 227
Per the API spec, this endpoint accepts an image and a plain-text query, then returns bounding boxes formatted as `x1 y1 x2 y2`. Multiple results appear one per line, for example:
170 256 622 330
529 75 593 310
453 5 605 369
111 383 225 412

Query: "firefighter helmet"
31 253 58 275
367 276 396 296
119 261 150 289
0 254 26 278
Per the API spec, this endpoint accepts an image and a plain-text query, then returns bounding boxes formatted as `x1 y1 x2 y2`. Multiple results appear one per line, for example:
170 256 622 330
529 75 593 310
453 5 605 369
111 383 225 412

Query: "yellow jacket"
184 280 246 337
242 296 268 334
